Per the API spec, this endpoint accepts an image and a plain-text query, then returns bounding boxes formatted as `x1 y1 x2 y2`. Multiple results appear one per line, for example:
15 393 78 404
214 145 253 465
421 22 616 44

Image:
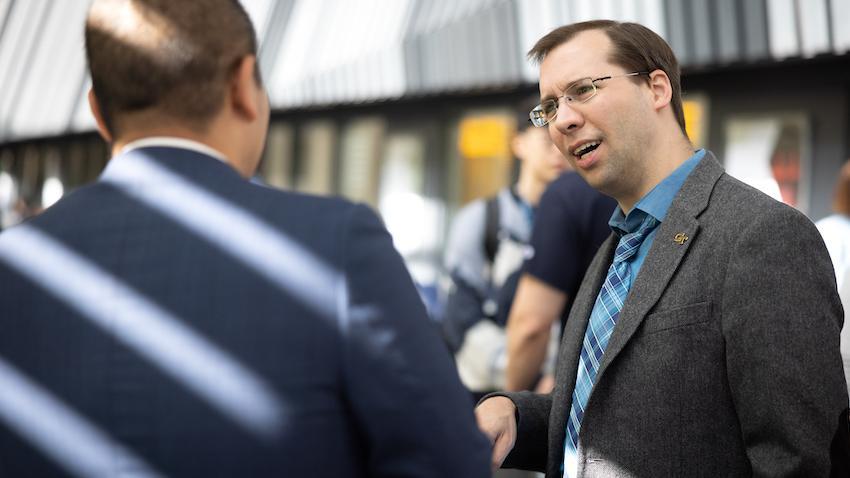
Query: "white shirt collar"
119 137 229 164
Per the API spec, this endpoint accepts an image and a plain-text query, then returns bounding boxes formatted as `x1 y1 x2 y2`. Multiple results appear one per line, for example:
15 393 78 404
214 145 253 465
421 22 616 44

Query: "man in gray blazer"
476 20 849 477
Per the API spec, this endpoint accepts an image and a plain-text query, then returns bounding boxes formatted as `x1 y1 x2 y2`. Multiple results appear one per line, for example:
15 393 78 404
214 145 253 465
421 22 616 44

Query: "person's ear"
88 88 113 143
229 55 261 121
646 69 673 111
511 130 528 162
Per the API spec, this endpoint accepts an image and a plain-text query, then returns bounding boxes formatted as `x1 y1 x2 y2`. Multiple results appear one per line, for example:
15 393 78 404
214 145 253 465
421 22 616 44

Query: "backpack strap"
484 195 500 264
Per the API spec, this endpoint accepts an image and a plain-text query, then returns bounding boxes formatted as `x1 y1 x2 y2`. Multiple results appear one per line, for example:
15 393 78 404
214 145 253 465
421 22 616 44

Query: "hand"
475 396 517 471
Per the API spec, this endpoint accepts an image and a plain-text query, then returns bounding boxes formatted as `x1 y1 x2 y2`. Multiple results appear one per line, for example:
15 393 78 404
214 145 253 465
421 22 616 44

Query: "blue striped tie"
563 215 659 477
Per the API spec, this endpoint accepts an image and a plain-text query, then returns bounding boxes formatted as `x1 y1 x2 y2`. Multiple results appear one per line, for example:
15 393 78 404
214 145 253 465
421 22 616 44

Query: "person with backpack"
442 101 568 400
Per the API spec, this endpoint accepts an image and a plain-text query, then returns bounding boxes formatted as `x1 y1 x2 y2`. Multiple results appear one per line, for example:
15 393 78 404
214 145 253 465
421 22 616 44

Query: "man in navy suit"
0 1 491 476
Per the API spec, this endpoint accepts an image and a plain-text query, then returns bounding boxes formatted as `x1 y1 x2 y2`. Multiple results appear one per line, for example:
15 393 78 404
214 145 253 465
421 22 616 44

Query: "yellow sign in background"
458 114 515 204
683 95 709 148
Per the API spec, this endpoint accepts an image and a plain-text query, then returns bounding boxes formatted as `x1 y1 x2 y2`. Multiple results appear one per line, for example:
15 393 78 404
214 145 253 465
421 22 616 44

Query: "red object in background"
771 150 800 207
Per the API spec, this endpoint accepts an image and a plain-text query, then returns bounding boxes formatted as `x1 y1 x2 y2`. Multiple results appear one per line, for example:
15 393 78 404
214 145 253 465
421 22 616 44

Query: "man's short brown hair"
528 20 687 138
85 0 259 136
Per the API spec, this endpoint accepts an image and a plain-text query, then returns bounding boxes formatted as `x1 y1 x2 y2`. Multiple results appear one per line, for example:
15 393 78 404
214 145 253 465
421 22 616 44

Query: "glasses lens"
567 78 596 103
529 105 547 127
530 100 558 127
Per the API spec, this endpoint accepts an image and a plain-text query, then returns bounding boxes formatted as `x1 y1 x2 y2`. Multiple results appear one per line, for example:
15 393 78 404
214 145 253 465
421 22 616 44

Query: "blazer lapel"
547 233 616 467
594 153 725 382
555 235 615 383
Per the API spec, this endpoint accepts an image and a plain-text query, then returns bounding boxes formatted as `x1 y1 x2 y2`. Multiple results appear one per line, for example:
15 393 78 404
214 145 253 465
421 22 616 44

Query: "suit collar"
609 149 706 234
120 137 230 164
101 145 243 187
664 151 724 219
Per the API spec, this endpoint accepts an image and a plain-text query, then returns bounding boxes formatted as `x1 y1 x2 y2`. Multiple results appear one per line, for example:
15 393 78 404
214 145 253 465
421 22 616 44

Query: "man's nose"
552 100 584 134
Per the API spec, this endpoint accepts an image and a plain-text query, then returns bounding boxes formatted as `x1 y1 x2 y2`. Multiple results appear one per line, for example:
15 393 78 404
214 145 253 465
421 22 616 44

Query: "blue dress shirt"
608 149 705 283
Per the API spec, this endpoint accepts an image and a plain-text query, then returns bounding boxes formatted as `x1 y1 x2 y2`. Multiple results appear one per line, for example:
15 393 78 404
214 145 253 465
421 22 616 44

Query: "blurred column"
261 123 295 190
766 0 800 59
41 147 63 209
831 0 850 53
296 120 336 195
0 149 18 228
338 117 386 208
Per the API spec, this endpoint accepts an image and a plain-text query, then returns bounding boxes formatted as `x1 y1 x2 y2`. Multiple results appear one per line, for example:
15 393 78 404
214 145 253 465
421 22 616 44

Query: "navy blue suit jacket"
0 146 491 477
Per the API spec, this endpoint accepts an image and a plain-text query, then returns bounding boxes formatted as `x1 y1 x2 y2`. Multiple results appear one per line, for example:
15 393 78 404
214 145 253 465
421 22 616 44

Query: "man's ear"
229 55 261 121
646 69 673 111
510 132 527 163
88 88 113 143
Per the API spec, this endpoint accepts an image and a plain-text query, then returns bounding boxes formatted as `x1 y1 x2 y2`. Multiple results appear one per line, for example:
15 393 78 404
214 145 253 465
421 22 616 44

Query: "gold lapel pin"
673 233 689 245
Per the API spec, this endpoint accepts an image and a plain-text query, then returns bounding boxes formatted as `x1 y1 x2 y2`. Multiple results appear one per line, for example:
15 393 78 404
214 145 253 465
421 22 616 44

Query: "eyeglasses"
529 71 649 127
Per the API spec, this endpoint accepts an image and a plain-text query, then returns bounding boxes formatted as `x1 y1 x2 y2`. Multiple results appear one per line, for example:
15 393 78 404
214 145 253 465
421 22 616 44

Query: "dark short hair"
85 0 260 136
834 161 850 216
528 20 687 138
515 96 541 133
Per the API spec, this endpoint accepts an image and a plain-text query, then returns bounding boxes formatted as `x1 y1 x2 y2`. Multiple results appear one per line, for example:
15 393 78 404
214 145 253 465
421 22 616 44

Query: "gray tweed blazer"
499 152 848 477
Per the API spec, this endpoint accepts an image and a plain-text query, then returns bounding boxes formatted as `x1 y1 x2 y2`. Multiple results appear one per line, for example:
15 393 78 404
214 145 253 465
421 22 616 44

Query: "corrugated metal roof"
0 0 848 144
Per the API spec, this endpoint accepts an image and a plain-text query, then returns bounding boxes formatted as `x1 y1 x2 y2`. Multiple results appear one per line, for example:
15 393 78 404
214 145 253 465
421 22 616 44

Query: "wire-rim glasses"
529 71 649 127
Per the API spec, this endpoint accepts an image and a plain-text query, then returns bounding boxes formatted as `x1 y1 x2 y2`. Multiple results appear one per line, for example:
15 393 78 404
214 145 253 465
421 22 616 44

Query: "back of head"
834 161 850 215
515 96 540 135
528 20 687 138
512 96 569 189
85 0 259 138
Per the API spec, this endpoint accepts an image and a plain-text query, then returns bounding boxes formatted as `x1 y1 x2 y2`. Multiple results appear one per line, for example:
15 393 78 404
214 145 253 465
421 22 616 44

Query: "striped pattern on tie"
563 215 659 477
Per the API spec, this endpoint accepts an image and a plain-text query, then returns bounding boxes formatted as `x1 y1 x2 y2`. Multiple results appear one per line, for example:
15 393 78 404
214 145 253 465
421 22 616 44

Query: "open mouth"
572 141 601 159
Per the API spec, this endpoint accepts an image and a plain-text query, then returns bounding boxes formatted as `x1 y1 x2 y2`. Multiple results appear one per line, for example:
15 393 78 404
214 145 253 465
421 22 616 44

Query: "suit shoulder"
712 173 808 222
239 185 386 259
248 183 353 210
704 174 824 257
18 181 111 228
245 183 375 226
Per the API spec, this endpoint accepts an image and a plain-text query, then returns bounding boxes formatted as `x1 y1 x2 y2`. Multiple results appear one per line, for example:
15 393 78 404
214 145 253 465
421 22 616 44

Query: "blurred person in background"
0 1 490 477
475 20 847 477
442 99 569 402
817 160 850 397
504 141 615 393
